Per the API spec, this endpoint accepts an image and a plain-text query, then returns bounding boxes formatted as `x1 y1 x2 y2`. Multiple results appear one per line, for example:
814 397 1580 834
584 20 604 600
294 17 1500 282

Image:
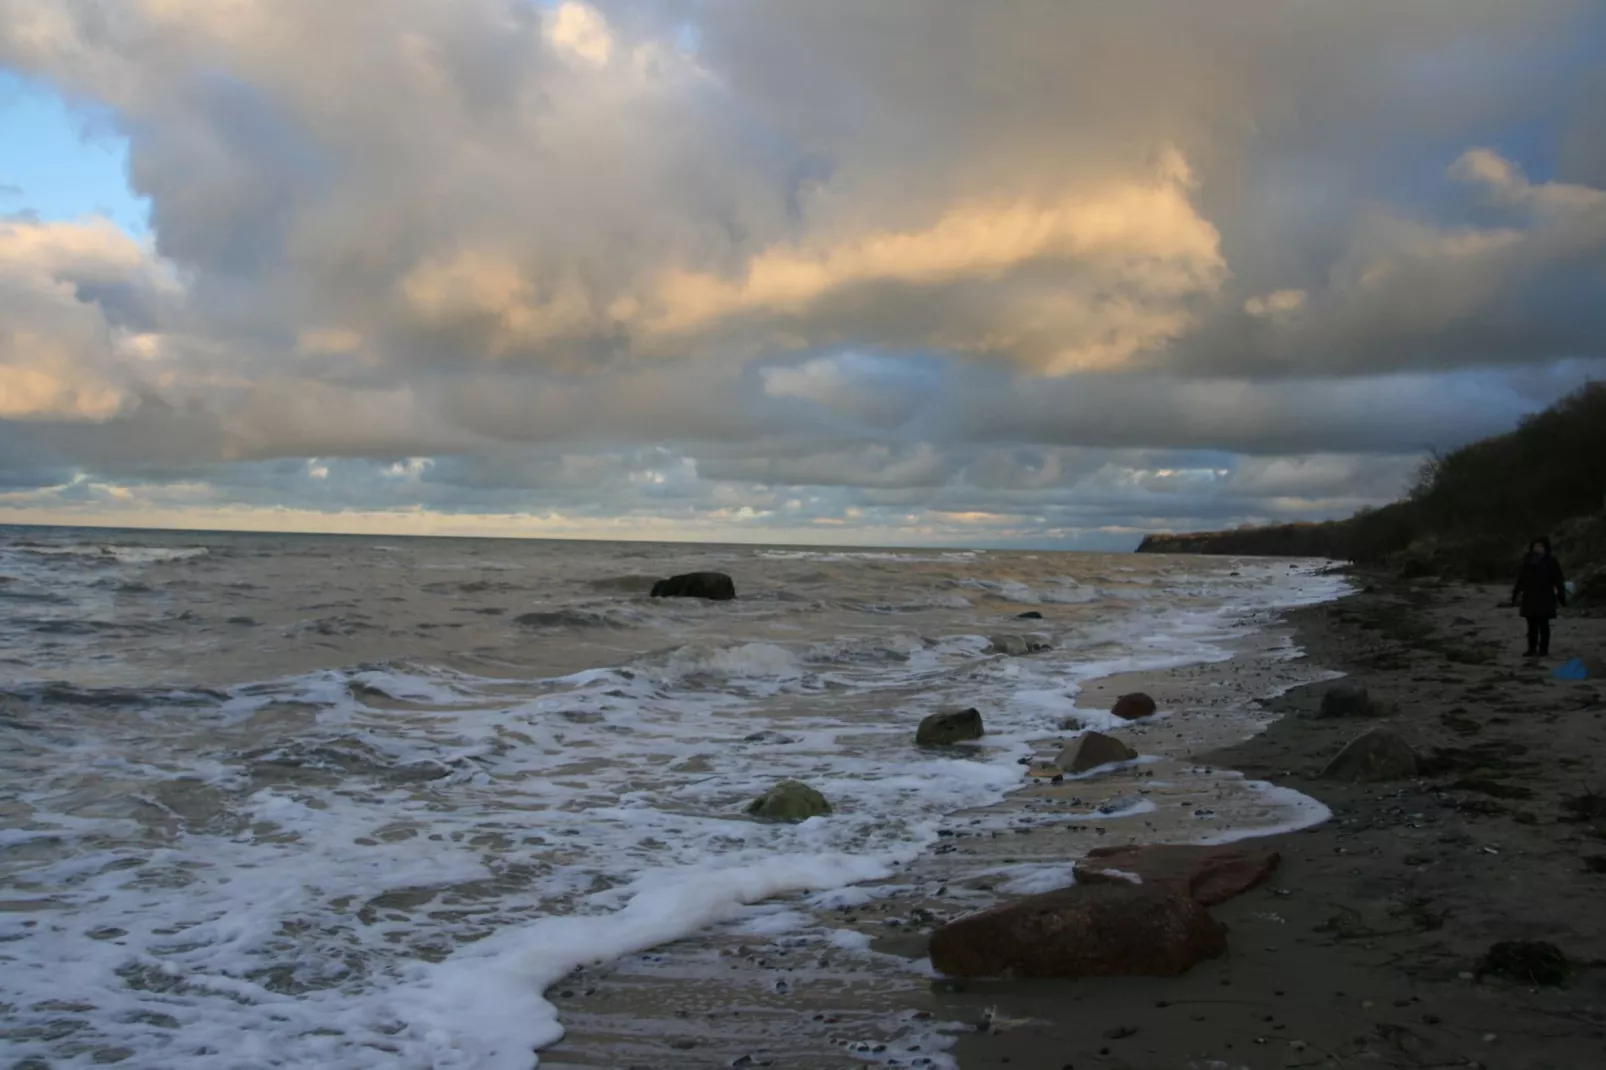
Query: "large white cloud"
1 0 1604 543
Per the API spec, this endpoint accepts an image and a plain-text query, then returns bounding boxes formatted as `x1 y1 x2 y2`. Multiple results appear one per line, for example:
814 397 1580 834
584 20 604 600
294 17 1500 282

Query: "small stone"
1319 729 1419 782
1055 731 1139 774
917 708 985 746
744 780 831 822
1476 941 1569 986
1111 693 1158 720
1317 682 1376 719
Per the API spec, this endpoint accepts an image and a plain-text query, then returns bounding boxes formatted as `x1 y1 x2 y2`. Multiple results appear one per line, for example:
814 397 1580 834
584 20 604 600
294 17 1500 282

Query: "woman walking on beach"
1512 536 1567 657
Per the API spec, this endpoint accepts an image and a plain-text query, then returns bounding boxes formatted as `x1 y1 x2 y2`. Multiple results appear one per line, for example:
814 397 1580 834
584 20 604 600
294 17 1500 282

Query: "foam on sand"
389 854 896 1068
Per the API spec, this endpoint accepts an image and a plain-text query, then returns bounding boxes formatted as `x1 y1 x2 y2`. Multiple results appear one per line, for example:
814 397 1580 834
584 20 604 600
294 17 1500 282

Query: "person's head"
1530 536 1552 556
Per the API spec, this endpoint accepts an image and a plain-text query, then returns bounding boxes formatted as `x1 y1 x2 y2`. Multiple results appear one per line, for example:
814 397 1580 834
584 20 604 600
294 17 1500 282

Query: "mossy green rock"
916 707 984 746
745 780 832 822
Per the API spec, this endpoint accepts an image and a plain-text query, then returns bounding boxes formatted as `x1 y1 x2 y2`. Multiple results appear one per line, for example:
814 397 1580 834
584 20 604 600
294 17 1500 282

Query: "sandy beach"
940 572 1606 1070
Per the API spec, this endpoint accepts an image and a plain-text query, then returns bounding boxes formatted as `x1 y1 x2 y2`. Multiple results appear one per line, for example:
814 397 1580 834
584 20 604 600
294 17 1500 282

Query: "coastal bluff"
1135 523 1345 557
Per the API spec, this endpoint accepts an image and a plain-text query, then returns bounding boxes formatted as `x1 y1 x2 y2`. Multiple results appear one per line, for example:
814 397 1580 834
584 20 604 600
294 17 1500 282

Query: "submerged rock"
649 572 736 600
1075 843 1280 906
928 884 1226 979
1320 729 1419 782
1055 731 1138 774
917 707 984 746
986 634 1050 656
1110 692 1158 721
1016 610 1044 620
744 780 831 822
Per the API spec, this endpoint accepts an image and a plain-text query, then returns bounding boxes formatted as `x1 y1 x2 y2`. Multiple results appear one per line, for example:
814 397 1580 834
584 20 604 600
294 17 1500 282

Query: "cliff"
1136 381 1606 591
1135 522 1349 558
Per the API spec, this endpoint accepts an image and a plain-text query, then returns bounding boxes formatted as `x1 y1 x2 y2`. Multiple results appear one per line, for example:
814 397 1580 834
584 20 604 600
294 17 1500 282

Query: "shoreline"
535 568 1352 1069
941 570 1606 1069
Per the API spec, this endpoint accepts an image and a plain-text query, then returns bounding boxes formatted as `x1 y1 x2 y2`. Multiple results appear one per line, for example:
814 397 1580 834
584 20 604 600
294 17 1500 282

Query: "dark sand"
940 574 1606 1070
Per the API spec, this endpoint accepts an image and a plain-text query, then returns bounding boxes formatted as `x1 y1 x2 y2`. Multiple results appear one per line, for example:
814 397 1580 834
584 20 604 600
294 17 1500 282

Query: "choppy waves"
0 536 1350 1067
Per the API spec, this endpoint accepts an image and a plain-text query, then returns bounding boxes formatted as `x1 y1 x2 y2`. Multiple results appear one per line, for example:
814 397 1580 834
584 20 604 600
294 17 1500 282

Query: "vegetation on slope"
1138 381 1606 596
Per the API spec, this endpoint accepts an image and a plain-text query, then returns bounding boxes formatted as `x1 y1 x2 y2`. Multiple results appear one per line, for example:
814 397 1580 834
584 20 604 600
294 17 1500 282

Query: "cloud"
0 0 1603 543
0 217 180 420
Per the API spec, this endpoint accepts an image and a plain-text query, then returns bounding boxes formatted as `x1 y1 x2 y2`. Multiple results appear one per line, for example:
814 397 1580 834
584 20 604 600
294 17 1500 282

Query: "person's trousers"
1525 616 1551 654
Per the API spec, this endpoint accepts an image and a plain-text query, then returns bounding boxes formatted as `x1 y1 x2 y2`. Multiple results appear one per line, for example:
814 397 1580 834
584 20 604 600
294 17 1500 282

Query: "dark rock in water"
986 634 1050 656
1075 844 1280 906
1110 692 1158 721
745 780 831 822
928 884 1226 979
1317 682 1375 719
917 708 984 746
650 572 736 600
741 729 799 745
1320 729 1418 782
1055 731 1137 773
1016 611 1044 619
1477 941 1570 985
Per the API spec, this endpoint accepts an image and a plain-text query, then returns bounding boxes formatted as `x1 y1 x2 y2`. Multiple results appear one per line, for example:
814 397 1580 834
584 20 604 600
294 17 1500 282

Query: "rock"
1016 611 1044 619
1317 682 1375 719
1400 558 1434 579
1319 729 1419 782
1476 941 1569 986
1074 844 1281 906
1055 731 1138 774
928 884 1227 979
917 708 984 746
986 634 1049 656
1110 692 1158 721
744 780 831 822
650 572 736 600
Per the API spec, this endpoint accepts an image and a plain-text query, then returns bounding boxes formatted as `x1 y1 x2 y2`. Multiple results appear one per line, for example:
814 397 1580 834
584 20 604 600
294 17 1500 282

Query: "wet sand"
942 574 1606 1070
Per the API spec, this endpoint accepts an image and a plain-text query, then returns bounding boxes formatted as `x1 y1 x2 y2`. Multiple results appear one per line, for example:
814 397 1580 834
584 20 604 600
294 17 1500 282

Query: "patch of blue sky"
0 70 149 233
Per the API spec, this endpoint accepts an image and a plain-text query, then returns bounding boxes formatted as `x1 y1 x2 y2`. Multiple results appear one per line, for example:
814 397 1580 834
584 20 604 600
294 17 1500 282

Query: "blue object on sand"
1553 658 1589 680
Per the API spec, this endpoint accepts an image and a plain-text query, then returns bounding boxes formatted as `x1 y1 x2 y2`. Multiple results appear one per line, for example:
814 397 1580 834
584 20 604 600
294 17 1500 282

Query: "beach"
6 528 1603 1069
942 573 1606 1070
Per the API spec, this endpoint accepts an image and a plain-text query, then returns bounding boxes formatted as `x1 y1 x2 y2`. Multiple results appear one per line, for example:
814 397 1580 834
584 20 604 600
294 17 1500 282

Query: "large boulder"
650 572 736 600
744 780 831 822
916 707 984 746
1074 843 1280 906
1316 682 1375 719
1110 692 1158 721
1320 729 1419 782
1055 731 1138 774
928 884 1227 979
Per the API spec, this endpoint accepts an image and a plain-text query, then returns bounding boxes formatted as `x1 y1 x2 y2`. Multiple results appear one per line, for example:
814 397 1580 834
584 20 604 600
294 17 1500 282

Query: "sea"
0 526 1349 1069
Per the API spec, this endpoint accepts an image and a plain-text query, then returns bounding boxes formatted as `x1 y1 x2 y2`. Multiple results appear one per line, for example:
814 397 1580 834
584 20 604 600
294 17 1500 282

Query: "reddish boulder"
927 883 1226 979
1074 843 1281 906
1055 731 1138 773
1111 692 1158 720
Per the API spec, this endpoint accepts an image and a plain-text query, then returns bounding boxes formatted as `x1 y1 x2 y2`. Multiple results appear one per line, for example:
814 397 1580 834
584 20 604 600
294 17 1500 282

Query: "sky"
1 1 1605 549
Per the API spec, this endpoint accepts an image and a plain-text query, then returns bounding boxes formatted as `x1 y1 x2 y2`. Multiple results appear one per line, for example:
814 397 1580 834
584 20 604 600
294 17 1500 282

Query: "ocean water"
0 526 1347 1069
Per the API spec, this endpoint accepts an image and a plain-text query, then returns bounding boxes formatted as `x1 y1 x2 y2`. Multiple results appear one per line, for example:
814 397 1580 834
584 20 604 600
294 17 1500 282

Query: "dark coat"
1513 551 1566 619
